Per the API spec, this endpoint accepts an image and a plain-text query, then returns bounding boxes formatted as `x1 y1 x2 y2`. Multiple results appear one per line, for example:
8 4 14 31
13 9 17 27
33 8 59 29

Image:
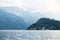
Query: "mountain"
0 9 29 30
0 7 47 24
27 18 60 30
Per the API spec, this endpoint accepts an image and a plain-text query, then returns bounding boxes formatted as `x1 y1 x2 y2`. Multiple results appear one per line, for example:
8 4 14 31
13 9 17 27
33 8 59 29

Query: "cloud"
0 0 60 20
22 0 60 20
0 0 60 13
22 0 60 13
0 0 23 8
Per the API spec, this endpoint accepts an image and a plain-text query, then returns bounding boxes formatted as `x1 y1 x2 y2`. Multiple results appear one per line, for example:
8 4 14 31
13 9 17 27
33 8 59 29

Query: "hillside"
0 7 46 24
27 18 60 30
0 9 29 30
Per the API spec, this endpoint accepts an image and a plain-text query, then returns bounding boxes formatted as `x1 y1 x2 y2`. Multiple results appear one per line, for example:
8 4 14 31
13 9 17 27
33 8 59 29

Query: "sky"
0 0 60 20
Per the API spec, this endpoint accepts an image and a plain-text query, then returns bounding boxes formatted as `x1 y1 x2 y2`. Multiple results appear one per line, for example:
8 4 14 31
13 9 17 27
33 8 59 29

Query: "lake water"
0 30 60 40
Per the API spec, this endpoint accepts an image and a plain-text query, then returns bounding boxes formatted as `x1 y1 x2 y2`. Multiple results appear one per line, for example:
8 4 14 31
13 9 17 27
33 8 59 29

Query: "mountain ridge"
0 7 47 24
27 18 60 30
0 9 29 30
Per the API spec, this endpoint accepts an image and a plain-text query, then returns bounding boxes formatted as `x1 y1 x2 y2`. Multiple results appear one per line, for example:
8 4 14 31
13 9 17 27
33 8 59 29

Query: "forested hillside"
27 18 60 30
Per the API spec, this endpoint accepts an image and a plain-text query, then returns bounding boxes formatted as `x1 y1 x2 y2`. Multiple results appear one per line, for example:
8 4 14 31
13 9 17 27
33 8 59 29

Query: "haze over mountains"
0 9 29 30
0 7 46 24
0 7 47 30
0 7 60 30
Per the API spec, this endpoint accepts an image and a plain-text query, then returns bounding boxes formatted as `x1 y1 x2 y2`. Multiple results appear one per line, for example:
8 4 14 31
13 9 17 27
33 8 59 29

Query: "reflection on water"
0 30 60 40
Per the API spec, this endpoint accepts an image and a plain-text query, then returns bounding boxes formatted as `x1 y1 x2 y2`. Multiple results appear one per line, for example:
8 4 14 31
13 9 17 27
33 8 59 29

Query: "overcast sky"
0 0 60 20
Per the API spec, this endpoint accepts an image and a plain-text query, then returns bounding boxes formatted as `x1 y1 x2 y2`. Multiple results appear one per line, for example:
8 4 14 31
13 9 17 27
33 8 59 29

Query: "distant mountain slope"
27 18 60 30
0 7 47 24
0 9 29 30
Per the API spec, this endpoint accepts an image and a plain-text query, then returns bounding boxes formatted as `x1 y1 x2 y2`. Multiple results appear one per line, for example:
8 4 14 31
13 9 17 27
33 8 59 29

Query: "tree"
27 18 60 30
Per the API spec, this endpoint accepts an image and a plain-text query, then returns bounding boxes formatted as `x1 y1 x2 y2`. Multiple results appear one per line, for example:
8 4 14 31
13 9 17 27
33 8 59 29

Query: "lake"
0 30 60 40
